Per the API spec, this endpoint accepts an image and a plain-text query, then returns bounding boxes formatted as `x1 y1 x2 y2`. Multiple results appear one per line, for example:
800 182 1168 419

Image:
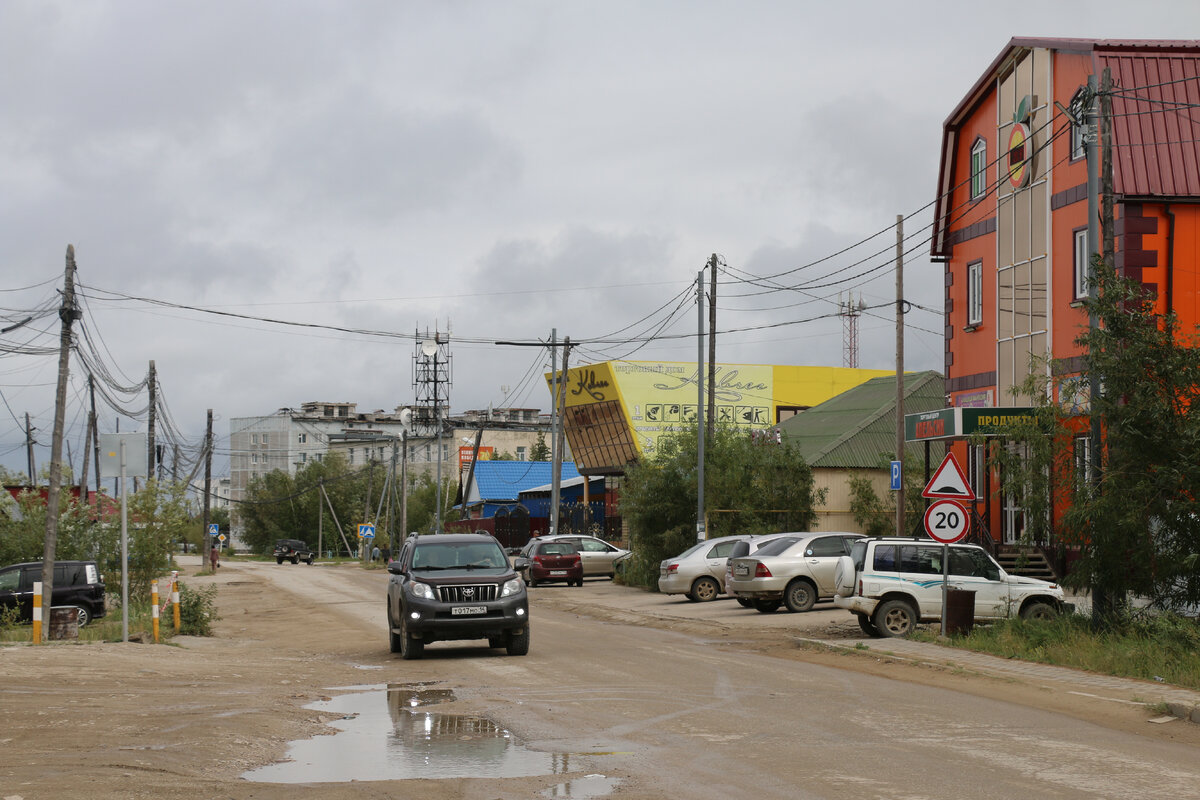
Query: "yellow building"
547 361 894 474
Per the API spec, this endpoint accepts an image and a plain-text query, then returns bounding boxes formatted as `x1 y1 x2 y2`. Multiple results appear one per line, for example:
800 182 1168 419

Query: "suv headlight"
410 582 435 601
500 577 524 598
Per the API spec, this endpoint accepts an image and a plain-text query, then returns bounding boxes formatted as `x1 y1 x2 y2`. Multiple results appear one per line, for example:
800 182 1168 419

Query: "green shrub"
178 582 219 636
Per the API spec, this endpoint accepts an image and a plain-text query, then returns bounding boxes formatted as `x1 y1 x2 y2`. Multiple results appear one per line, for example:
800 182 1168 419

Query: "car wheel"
527 577 538 588
276 557 284 564
574 578 584 587
71 605 91 628
736 597 754 608
856 613 881 637
689 576 720 602
388 605 403 654
506 627 530 656
399 615 424 660
291 556 299 565
488 636 504 648
873 599 917 637
754 599 782 613
1021 601 1058 621
306 558 314 565
783 579 817 613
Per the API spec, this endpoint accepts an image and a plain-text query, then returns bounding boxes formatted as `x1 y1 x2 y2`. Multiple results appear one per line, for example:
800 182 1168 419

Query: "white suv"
833 537 1065 637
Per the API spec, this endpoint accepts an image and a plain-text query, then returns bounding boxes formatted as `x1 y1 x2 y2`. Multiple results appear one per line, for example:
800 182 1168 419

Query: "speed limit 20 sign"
923 499 970 544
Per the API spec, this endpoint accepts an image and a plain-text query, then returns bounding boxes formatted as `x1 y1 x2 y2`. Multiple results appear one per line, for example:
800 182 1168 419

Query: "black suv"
0 560 107 627
386 533 529 660
273 539 315 565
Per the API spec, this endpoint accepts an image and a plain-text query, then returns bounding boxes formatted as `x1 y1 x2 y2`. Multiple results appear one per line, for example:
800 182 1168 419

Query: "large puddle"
243 682 617 794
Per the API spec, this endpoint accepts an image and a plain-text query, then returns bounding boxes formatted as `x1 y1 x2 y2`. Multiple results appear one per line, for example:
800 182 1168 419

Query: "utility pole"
78 387 93 502
147 360 157 481
40 244 81 641
25 413 35 483
548 328 560 534
202 409 213 559
894 215 906 538
89 376 100 498
696 268 706 542
1101 68 1115 271
707 254 718 440
552 338 571 536
400 430 408 544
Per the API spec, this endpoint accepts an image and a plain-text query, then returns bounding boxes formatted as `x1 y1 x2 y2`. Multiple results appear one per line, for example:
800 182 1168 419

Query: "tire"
873 599 917 637
527 577 538 588
399 615 424 660
736 597 754 608
291 556 299 565
506 627 530 656
689 576 720 602
71 605 91 628
488 636 505 649
754 599 782 614
574 578 584 587
306 558 314 565
1021 601 1058 621
276 557 284 565
388 606 403 654
783 579 817 613
856 613 881 637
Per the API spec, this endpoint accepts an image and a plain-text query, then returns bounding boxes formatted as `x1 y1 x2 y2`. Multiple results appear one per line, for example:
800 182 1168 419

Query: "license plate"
734 564 749 576
451 606 487 616
549 570 567 576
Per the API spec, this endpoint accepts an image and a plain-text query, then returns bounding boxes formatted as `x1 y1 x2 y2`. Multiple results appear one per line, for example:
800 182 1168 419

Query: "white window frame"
298 433 307 444
967 260 983 326
970 138 987 199
1074 228 1089 300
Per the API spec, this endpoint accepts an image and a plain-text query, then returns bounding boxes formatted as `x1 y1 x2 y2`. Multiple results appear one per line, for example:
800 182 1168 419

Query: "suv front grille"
437 584 498 603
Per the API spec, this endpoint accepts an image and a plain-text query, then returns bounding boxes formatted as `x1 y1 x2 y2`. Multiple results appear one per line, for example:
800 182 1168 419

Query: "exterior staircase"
996 548 1059 582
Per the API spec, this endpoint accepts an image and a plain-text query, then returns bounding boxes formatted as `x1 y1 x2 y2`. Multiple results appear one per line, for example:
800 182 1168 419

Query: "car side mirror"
513 557 530 570
387 562 404 575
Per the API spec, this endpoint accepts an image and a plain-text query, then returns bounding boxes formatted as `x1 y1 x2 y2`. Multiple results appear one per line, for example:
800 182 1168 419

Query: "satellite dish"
420 340 437 357
399 408 412 427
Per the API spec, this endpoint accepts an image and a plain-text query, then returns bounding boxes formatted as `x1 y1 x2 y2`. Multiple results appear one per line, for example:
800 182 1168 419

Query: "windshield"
412 541 507 570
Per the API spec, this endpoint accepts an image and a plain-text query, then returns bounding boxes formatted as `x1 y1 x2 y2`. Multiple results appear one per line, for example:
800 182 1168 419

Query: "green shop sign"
905 407 1038 442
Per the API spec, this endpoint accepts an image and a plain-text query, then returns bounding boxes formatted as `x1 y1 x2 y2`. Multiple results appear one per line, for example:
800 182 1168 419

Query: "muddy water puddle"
243 683 617 794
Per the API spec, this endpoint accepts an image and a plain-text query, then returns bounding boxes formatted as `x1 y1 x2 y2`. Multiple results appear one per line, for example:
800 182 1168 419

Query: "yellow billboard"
548 360 893 473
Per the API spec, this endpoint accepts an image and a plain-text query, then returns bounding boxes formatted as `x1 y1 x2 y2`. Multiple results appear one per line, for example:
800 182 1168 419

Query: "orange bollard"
31 580 42 644
151 579 160 643
171 571 181 633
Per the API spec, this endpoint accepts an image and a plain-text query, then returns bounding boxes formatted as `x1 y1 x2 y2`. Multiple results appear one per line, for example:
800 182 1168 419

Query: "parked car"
536 535 629 579
386 532 529 659
833 537 1066 637
659 535 752 601
0 560 107 627
273 539 315 565
513 540 583 587
728 533 864 613
723 532 809 607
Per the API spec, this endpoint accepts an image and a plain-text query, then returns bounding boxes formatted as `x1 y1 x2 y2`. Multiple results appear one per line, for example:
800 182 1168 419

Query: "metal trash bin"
48 607 80 641
944 588 976 636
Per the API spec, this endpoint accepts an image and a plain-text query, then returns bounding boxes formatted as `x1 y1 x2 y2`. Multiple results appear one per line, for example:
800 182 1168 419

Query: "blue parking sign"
890 461 902 491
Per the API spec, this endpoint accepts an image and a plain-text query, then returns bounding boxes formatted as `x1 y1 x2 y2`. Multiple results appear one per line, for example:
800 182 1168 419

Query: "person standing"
210 544 220 571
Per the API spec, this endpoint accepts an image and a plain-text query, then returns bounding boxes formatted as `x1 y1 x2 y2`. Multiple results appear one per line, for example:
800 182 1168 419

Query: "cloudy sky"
3 1 1199 478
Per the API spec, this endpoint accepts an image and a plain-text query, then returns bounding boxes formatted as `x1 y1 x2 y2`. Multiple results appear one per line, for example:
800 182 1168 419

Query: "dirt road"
2 557 1199 799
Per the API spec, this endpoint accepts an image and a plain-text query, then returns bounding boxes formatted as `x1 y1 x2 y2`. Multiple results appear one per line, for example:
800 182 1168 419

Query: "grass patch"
925 612 1200 690
0 581 219 644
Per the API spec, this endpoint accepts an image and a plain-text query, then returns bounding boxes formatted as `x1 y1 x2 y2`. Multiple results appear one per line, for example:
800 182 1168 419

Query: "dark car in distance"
0 560 107 627
514 539 583 587
273 539 315 565
387 533 529 660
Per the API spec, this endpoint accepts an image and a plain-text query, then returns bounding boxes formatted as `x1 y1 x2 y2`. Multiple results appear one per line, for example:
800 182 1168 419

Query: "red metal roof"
1101 50 1200 198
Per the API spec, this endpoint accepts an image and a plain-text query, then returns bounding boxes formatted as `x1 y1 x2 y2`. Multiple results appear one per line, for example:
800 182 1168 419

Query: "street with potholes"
2 556 1199 799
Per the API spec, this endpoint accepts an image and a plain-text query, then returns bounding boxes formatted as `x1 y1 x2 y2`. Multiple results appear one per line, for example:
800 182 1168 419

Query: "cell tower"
413 327 452 533
838 294 866 369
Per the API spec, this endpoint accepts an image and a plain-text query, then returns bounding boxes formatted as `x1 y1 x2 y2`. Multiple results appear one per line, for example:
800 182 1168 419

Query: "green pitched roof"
779 371 945 468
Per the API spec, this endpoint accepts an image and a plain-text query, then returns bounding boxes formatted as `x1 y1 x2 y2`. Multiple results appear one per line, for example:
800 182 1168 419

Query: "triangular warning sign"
922 452 974 500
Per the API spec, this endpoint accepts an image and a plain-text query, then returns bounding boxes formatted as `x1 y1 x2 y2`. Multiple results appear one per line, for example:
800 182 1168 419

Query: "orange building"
929 38 1200 555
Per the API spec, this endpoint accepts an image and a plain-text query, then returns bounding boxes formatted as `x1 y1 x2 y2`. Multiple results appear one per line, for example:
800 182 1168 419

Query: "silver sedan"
658 535 752 602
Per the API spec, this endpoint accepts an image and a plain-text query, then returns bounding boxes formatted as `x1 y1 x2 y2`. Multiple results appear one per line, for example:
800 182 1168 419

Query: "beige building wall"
812 468 891 533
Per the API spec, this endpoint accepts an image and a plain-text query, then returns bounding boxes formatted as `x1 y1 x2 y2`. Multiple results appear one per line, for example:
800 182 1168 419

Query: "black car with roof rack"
386 532 529 660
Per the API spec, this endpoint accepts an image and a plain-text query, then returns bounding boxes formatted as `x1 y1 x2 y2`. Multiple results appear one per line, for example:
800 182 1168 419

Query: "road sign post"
923 497 970 638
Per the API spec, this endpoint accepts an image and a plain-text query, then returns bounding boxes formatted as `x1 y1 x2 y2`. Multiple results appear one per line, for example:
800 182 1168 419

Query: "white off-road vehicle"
833 537 1065 637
